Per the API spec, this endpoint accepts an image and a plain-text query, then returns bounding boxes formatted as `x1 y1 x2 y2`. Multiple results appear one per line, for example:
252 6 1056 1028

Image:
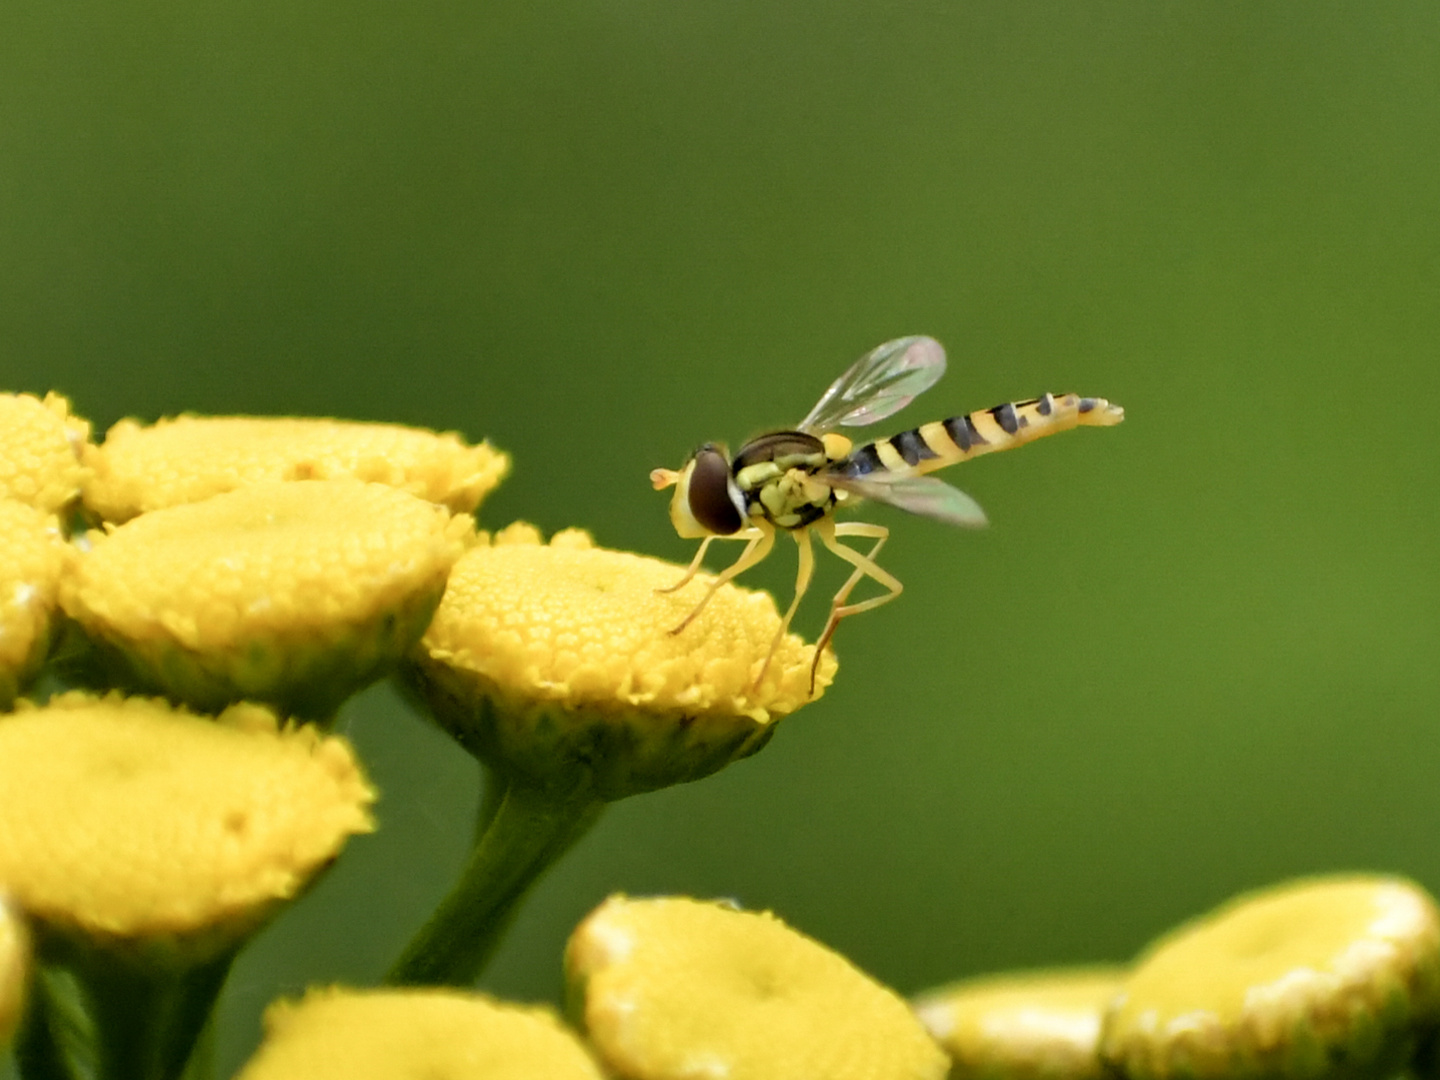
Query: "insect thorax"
730 431 837 531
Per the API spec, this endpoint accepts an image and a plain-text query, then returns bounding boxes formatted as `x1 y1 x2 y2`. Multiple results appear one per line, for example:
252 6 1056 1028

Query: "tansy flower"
0 692 375 1078
0 692 374 953
390 525 836 988
0 392 90 515
234 987 605 1080
913 966 1126 1080
0 897 31 1049
566 894 948 1080
0 500 72 708
1101 874 1440 1080
409 522 835 800
61 479 473 719
82 414 509 522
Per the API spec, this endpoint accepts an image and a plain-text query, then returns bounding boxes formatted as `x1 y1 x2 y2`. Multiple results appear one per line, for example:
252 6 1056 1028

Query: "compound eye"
687 446 744 535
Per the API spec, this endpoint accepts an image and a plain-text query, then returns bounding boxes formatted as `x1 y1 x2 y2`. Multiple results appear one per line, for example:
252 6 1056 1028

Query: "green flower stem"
387 776 605 986
76 948 235 1080
474 762 506 842
14 968 88 1080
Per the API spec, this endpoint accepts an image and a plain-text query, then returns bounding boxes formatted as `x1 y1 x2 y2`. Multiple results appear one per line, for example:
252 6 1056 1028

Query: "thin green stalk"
387 778 605 986
14 968 88 1080
78 948 235 1080
473 762 505 843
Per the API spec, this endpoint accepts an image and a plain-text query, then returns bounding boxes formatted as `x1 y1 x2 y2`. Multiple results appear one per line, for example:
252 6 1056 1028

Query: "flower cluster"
0 394 846 1079
914 874 1440 1080
4 390 1421 1080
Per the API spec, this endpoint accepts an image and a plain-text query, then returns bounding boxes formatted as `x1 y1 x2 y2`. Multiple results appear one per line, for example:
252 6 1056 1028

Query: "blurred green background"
3 0 1439 1071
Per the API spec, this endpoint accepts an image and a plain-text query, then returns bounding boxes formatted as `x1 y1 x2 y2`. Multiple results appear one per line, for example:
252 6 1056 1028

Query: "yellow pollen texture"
568 895 948 1080
0 694 375 942
0 392 90 513
423 526 833 725
63 480 471 655
84 414 510 521
0 501 71 691
236 987 605 1080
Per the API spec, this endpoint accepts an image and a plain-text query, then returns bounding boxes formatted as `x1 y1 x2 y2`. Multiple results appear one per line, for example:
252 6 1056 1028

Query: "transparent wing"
797 335 947 434
828 471 989 528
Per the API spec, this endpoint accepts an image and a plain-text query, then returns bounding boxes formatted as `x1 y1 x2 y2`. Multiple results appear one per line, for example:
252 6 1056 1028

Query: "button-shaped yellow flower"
235 987 605 1080
390 528 836 988
0 692 376 1080
411 524 835 800
567 895 948 1080
83 414 509 522
0 692 375 954
0 500 73 707
62 479 473 719
0 391 90 515
1101 875 1440 1080
913 967 1125 1080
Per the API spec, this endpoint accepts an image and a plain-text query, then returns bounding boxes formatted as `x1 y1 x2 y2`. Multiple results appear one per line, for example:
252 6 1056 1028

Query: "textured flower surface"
913 966 1125 1080
83 414 509 521
61 479 473 716
411 524 836 796
566 894 947 1080
1101 874 1440 1080
0 693 375 953
0 500 72 706
0 392 90 514
235 987 605 1080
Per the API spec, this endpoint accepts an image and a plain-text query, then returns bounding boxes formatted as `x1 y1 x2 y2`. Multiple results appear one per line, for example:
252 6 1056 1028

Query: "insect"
650 335 1124 692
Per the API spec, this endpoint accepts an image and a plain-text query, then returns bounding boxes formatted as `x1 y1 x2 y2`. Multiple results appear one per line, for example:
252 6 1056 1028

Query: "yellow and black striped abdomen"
839 392 1124 478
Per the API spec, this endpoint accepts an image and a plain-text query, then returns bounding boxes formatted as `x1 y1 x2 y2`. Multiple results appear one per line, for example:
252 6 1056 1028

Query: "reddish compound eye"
687 446 744 535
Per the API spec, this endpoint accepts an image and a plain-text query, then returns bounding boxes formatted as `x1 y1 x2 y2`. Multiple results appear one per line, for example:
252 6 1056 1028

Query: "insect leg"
655 535 717 594
667 522 776 635
753 527 816 691
810 519 903 691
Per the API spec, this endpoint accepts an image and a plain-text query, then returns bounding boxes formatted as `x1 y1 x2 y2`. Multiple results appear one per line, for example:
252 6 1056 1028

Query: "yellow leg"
810 519 902 691
753 528 816 690
668 523 775 635
658 528 768 594
656 535 717 594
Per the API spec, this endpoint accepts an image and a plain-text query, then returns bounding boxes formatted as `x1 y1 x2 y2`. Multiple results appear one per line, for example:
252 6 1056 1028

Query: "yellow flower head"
0 500 73 707
409 524 836 799
1101 874 1440 1080
566 894 947 1080
913 967 1126 1080
0 391 90 515
0 897 31 1049
83 414 510 522
62 479 473 718
235 987 605 1080
0 693 374 961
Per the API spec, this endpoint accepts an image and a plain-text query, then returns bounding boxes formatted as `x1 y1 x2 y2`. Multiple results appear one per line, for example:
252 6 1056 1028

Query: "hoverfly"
650 336 1124 693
